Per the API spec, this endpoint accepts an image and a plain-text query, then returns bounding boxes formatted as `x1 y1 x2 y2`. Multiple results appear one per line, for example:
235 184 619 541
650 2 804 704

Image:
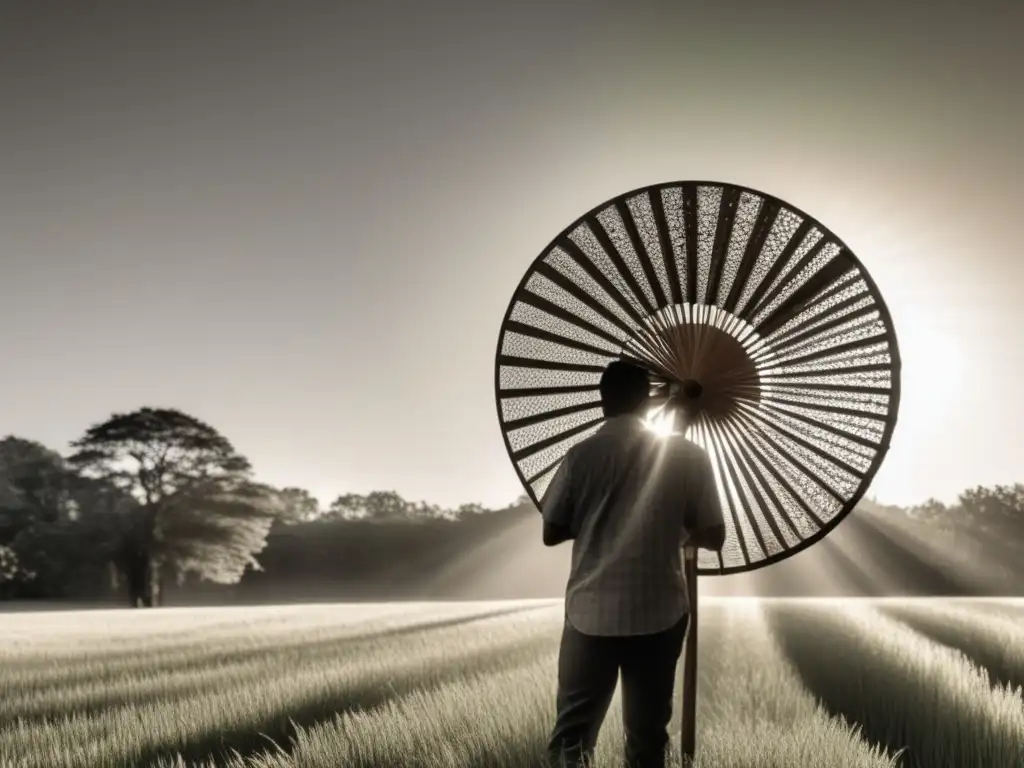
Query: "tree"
0 543 34 598
0 544 19 582
0 436 124 599
958 484 1024 543
67 408 276 607
157 478 279 586
274 487 322 524
454 502 486 520
326 490 444 522
325 492 367 520
0 436 77 537
906 498 950 524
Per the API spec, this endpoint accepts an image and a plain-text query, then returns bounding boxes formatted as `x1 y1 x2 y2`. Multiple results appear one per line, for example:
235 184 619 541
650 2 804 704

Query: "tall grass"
0 602 538 707
0 605 562 767
156 601 894 768
764 600 1024 768
3 599 1020 767
879 600 1024 694
686 601 898 768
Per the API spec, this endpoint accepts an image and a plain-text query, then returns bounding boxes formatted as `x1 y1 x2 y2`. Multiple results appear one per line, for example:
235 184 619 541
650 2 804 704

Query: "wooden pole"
681 545 699 765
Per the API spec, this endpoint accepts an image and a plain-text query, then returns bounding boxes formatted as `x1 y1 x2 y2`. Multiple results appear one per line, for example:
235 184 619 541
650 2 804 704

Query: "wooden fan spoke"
498 365 602 398
719 453 793 555
725 410 832 530
707 419 776 561
760 402 879 459
713 190 770 311
522 281 628 352
500 386 598 416
763 398 887 438
764 368 892 389
510 300 623 355
754 248 857 339
530 465 560 500
611 199 669 309
696 417 753 566
733 405 856 498
502 400 604 432
499 383 600 399
733 207 807 319
593 210 661 314
718 416 805 546
737 402 868 481
704 186 743 308
768 390 889 420
497 355 606 374
756 287 874 350
568 223 653 320
764 379 892 396
643 190 685 305
753 403 879 469
737 221 819 327
755 303 881 364
800 268 864 310
510 415 605 463
522 452 567 486
765 335 890 371
723 198 780 314
764 363 892 381
682 184 700 305
534 260 638 336
501 323 614 362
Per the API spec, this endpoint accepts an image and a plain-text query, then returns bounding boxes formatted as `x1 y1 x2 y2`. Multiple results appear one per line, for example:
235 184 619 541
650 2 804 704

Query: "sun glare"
644 407 676 438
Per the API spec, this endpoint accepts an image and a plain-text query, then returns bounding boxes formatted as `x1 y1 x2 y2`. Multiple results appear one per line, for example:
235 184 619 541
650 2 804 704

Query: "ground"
1 597 1022 767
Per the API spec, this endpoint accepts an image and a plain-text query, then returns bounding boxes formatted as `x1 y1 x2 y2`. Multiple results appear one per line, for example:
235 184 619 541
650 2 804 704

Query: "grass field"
2 598 1023 768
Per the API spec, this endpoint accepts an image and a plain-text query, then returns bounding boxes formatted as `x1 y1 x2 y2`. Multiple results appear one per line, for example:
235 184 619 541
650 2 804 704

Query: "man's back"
541 362 727 767
545 415 723 636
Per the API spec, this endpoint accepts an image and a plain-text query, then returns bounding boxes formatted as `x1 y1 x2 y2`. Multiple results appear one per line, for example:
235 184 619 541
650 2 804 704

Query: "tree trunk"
142 556 162 607
127 553 146 608
126 504 163 608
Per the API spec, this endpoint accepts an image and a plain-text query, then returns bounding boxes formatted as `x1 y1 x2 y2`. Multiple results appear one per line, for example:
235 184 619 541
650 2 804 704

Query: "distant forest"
2 406 1023 607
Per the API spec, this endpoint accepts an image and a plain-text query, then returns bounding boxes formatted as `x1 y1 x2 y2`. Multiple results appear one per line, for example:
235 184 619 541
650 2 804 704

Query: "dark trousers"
546 613 689 768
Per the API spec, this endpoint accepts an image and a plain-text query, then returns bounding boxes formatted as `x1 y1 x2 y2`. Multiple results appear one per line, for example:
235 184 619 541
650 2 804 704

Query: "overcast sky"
1 0 1021 510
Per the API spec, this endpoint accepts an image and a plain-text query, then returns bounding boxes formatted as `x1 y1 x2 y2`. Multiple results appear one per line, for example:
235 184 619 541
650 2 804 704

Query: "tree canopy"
67 408 252 505
65 408 275 605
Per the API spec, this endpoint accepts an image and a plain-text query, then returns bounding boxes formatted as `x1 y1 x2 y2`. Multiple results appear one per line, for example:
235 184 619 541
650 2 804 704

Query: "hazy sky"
1 1 1021 511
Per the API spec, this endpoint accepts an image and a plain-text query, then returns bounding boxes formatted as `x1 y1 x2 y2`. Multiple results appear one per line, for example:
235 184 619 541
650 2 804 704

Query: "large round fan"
495 181 901 575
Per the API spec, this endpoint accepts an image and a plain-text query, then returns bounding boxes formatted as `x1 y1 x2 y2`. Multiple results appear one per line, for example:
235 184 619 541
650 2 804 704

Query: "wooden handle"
681 545 698 765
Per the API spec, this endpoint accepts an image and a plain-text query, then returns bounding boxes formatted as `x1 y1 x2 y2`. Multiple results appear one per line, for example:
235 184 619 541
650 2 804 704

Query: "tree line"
0 407 500 607
859 485 1024 592
3 404 1023 607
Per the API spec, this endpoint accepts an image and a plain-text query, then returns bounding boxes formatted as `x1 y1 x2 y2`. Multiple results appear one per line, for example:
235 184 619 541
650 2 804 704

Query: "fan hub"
624 305 762 422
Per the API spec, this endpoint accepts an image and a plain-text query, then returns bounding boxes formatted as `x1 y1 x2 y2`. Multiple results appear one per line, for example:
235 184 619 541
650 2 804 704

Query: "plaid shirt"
541 415 724 636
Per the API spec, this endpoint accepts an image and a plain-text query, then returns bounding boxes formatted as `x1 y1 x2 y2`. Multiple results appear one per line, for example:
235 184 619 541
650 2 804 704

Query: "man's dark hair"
599 361 650 417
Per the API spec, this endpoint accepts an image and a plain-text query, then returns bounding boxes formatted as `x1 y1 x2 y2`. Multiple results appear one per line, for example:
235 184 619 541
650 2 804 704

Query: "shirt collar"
599 414 646 433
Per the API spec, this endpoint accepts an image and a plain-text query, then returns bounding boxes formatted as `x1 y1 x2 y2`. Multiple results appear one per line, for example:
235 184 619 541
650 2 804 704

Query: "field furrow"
686 601 899 768
0 601 538 680
0 604 549 724
194 654 565 768
945 597 1024 621
153 602 896 768
764 600 1024 768
4 599 1022 768
879 599 1024 694
0 606 563 768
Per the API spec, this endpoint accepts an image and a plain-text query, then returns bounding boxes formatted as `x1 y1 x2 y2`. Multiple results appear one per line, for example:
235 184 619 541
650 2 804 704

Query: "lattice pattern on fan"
495 182 901 575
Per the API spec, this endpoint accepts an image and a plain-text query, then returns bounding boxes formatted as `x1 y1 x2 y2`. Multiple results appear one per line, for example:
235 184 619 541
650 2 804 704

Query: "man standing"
541 360 726 768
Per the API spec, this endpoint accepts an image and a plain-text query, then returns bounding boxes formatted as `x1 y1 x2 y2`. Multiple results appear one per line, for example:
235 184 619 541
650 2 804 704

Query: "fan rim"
493 179 902 576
